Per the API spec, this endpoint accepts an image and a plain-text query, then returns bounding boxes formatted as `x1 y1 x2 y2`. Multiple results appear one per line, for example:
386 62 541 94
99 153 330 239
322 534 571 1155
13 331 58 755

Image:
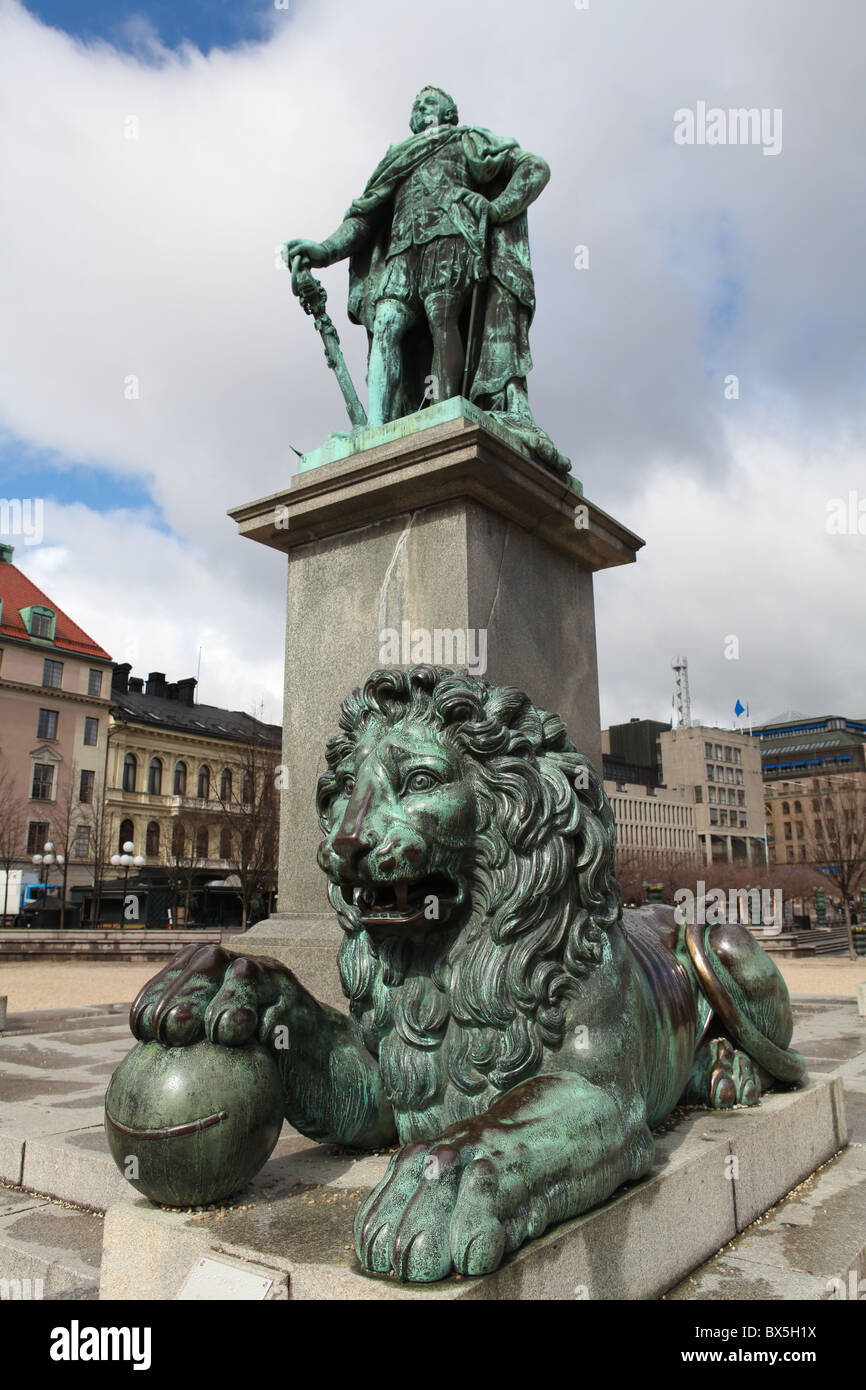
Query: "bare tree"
49 763 100 929
802 779 866 961
162 812 212 926
215 737 279 930
0 749 28 924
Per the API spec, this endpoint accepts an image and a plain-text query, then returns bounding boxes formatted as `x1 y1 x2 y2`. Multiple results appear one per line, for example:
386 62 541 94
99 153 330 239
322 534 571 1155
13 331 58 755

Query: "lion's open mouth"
339 872 460 929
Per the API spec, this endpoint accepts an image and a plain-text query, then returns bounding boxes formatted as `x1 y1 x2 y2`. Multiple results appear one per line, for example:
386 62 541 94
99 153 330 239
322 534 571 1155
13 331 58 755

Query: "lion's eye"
404 770 439 794
341 775 355 795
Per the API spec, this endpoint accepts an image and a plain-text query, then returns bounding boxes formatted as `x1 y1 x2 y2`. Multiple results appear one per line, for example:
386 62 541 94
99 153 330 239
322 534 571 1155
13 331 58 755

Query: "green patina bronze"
112 666 804 1284
282 85 571 478
105 1039 283 1207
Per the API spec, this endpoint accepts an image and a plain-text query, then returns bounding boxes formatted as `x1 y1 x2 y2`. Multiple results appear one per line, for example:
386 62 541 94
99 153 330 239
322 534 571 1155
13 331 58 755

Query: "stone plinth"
227 401 642 998
98 1075 845 1301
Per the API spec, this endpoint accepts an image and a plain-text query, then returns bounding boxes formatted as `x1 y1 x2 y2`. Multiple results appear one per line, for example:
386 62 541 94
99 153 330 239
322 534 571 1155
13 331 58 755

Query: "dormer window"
22 606 57 640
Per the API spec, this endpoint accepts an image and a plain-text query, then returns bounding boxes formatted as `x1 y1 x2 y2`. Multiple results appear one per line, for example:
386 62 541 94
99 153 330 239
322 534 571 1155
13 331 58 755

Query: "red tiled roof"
0 562 111 660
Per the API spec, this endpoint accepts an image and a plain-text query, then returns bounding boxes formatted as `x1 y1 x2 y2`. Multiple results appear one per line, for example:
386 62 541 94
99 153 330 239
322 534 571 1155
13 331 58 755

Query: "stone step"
666 1142 866 1300
0 1188 102 1300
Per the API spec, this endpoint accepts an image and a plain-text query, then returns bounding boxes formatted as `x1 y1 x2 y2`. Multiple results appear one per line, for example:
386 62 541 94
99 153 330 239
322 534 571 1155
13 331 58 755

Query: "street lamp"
31 840 65 920
109 840 145 923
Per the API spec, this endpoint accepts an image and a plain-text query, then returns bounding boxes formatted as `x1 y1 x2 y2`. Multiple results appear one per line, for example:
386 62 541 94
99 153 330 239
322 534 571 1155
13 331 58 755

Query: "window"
706 764 715 780
815 819 824 839
195 826 209 859
72 826 90 858
117 819 134 853
219 827 232 859
171 823 185 859
739 813 748 828
715 744 723 760
786 847 794 862
37 708 58 739
79 769 95 803
31 611 53 638
708 787 716 804
219 768 232 802
726 768 734 784
27 821 50 855
735 769 743 785
709 808 719 825
42 658 63 688
795 821 804 839
719 810 728 826
122 753 137 792
88 669 102 696
197 766 210 800
781 801 790 815
694 787 703 803
705 742 713 758
738 790 745 806
734 748 741 764
728 789 737 805
794 800 803 814
784 822 792 840
173 761 187 796
31 763 54 800
148 757 163 795
724 746 732 762
146 821 160 856
83 717 98 747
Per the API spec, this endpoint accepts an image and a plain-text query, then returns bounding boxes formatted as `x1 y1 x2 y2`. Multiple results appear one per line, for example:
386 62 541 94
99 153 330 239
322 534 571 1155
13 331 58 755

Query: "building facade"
747 712 866 866
100 664 282 925
658 725 767 866
603 778 697 858
0 544 113 905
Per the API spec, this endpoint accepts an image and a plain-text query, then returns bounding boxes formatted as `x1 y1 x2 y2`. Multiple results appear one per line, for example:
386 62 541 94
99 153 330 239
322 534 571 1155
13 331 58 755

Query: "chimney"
128 677 144 694
166 683 179 701
111 662 132 694
146 672 167 698
0 543 13 564
176 677 197 707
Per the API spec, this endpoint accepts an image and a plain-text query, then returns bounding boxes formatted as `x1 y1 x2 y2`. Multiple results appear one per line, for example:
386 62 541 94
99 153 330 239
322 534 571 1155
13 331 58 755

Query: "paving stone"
0 1202 103 1298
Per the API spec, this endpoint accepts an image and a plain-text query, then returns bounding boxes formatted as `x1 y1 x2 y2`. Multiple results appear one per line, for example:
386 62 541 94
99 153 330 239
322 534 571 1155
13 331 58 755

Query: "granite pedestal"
227 400 642 1002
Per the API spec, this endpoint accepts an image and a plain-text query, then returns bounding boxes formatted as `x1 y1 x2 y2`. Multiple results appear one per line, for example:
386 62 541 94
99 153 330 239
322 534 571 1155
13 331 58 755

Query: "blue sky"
22 0 282 52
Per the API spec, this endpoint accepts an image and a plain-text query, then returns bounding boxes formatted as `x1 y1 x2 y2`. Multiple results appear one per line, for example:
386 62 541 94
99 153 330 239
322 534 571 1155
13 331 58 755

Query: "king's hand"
282 238 329 269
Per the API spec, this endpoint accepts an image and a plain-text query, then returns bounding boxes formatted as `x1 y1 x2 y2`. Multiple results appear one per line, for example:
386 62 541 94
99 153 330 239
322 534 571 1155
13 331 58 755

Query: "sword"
289 255 367 429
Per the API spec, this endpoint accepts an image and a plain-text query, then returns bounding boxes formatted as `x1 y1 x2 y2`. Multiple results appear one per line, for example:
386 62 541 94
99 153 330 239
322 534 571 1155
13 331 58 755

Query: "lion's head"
316 666 621 1139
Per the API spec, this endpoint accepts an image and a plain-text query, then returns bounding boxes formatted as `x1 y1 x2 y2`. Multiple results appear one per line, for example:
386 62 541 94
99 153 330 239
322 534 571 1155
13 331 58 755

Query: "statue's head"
409 86 459 134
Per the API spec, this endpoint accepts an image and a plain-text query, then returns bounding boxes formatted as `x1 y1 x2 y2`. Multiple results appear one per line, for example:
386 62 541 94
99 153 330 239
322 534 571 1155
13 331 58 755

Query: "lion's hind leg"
681 1035 774 1109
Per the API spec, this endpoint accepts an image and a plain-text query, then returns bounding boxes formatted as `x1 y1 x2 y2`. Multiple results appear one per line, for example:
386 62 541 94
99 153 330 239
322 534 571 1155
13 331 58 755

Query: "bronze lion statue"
127 666 804 1283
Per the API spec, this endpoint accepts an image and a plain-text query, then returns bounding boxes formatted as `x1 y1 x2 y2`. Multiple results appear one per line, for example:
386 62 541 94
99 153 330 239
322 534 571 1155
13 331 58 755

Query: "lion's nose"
333 825 372 864
333 783 375 868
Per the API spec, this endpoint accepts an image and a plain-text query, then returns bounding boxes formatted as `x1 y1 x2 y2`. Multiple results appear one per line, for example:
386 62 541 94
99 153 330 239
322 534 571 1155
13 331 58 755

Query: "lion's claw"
355 1138 520 1282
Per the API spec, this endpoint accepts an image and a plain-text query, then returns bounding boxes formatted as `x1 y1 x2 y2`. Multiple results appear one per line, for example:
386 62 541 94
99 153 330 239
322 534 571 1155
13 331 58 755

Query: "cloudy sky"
1 0 863 732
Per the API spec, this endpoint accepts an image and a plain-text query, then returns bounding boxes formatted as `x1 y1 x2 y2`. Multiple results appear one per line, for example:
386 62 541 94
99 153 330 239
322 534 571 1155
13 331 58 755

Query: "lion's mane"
316 666 622 1139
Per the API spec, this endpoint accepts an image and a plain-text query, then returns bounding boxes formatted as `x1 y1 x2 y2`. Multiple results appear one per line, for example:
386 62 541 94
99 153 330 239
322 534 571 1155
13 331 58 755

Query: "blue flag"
734 699 746 718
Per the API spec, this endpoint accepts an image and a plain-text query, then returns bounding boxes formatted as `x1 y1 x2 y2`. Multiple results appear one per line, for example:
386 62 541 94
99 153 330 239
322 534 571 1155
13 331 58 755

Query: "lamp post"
31 840 65 925
109 840 145 924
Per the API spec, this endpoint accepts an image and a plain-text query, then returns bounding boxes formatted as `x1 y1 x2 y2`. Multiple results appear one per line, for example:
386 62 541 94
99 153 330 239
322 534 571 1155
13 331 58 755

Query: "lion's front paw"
354 1137 538 1283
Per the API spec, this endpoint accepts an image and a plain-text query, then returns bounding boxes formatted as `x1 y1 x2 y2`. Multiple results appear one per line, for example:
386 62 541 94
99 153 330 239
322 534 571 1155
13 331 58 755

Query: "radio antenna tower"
672 656 692 729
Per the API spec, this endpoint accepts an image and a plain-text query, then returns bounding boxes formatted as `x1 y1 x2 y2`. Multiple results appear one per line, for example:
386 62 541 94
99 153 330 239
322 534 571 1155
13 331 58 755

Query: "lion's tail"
684 921 805 1084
